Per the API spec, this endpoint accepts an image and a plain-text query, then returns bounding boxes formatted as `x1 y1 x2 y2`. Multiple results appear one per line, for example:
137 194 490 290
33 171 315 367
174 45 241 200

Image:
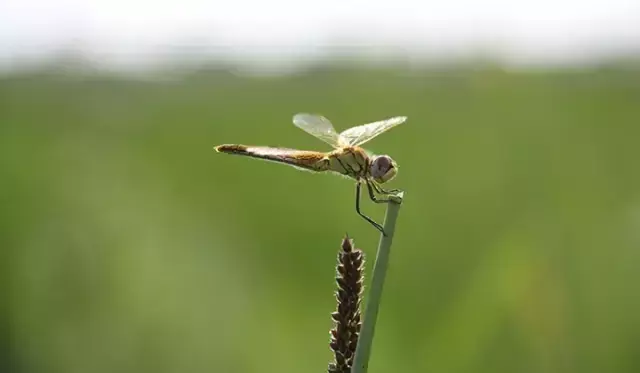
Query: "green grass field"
2 67 640 373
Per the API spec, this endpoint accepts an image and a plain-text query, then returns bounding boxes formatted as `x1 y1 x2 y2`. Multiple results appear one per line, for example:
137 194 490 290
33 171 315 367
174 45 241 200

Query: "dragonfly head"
370 155 397 184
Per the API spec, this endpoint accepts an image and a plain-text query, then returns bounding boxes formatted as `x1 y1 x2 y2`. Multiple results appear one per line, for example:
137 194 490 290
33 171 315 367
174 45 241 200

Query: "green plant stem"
351 192 404 373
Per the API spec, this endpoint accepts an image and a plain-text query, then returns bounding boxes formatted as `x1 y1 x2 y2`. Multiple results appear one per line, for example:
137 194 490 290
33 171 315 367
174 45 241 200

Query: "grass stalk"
351 192 404 373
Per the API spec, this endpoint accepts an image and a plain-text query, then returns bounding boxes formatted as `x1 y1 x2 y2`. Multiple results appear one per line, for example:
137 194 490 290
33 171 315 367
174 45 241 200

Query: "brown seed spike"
328 234 366 373
341 236 353 253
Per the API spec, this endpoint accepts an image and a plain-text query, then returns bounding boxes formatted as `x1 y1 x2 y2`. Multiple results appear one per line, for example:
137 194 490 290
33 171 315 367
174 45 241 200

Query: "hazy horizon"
2 0 640 74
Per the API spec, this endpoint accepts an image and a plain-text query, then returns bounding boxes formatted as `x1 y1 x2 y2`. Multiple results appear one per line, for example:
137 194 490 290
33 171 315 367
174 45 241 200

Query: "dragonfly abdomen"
215 144 329 172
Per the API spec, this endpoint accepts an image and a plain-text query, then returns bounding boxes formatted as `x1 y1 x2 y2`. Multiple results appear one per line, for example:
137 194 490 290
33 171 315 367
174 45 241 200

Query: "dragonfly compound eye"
371 155 397 183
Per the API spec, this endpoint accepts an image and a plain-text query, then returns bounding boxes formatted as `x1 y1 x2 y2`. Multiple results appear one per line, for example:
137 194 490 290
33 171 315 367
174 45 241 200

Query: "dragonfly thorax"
328 148 397 183
370 155 397 184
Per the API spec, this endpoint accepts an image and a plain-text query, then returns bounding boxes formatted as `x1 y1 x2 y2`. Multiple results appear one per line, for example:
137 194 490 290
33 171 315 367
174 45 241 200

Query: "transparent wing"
339 116 407 146
293 113 342 148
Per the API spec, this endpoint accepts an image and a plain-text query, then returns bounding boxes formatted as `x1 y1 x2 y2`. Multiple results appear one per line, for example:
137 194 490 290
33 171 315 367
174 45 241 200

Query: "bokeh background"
2 1 640 372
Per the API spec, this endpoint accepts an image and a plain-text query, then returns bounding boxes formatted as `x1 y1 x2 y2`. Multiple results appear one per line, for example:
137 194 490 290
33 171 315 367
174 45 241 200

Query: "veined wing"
293 113 343 148
339 116 407 146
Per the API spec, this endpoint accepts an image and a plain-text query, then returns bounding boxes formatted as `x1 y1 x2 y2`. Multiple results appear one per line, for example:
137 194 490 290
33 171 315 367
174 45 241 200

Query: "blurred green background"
2 66 640 373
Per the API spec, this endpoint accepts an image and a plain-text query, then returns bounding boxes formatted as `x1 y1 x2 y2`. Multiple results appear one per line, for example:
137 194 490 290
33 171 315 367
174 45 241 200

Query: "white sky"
1 0 639 71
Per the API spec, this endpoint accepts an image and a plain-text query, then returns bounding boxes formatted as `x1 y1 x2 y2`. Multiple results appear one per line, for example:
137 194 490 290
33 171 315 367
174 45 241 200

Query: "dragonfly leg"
366 180 393 203
355 182 386 235
380 187 402 194
371 181 402 196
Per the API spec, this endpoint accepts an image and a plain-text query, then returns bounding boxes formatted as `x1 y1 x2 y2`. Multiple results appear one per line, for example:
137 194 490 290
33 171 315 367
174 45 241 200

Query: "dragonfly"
215 113 406 235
